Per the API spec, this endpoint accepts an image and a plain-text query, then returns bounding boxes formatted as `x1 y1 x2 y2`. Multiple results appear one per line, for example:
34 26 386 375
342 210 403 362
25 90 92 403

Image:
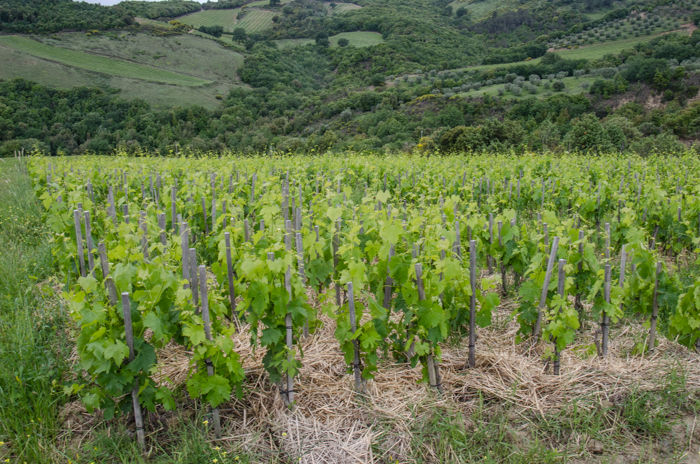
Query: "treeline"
0 0 132 33
117 1 201 20
0 0 202 34
0 68 696 157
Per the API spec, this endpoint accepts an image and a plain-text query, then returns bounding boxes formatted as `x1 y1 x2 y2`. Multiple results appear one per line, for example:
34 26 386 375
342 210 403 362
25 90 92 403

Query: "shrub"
552 80 566 91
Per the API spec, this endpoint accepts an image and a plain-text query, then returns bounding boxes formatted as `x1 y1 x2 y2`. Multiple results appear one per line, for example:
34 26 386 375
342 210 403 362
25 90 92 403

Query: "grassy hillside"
328 2 362 14
179 7 278 33
236 10 278 33
274 31 384 49
178 9 239 32
0 36 209 86
0 33 246 109
35 33 243 84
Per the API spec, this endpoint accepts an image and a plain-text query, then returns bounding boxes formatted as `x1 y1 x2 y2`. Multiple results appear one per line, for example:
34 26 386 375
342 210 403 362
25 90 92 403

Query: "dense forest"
1 0 700 155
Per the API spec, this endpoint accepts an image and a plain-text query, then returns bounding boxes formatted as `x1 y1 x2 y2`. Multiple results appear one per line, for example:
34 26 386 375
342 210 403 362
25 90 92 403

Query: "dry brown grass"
59 286 700 463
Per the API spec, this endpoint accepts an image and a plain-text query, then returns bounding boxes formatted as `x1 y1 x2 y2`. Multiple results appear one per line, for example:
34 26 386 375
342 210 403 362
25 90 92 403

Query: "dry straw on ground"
62 287 700 463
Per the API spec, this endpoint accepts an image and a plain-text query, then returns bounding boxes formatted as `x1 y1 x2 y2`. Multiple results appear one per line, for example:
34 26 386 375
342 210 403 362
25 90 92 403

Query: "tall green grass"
0 159 71 463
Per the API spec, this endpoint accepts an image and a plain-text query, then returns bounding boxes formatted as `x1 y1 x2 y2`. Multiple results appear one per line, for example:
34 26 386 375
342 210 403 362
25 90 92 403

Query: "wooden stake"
198 266 222 439
121 293 146 453
224 232 238 326
534 237 560 341
189 248 199 309
467 240 476 369
83 211 95 277
601 263 611 357
333 218 341 306
140 211 149 260
157 213 167 246
171 186 177 231
553 259 566 375
73 209 86 278
201 197 209 235
346 282 363 393
574 230 584 317
648 261 663 353
487 213 494 273
98 243 118 306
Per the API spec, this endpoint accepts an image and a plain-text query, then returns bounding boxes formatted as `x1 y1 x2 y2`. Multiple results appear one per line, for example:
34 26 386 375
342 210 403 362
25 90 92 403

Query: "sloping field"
0 36 210 86
448 0 523 20
179 8 277 33
330 31 383 47
178 9 239 31
236 10 277 33
247 0 292 6
328 2 362 14
463 30 685 73
275 31 384 49
36 33 243 83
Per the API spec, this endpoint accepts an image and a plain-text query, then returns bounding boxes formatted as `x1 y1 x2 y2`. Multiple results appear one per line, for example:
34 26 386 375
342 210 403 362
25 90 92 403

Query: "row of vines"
30 154 700 446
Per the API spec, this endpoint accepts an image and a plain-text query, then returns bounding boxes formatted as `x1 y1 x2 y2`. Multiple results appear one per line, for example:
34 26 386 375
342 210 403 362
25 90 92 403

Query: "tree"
440 105 465 128
456 7 468 17
370 74 385 86
315 31 329 46
566 113 612 152
337 38 349 47
269 0 280 6
552 80 566 91
199 25 223 38
232 27 247 42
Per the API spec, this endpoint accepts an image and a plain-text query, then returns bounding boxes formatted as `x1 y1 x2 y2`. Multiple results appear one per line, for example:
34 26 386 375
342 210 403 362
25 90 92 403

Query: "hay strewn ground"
61 287 700 463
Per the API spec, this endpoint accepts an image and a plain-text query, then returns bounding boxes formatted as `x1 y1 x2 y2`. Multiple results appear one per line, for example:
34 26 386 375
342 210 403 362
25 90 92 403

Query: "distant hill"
1 0 699 156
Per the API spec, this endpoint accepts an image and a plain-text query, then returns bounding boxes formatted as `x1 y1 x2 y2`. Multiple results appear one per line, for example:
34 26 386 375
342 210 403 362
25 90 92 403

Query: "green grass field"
0 36 210 86
179 8 277 33
247 0 292 6
455 75 591 100
37 33 243 83
460 30 689 75
328 2 362 14
236 10 277 33
0 33 246 109
448 0 523 19
275 31 384 49
178 9 239 31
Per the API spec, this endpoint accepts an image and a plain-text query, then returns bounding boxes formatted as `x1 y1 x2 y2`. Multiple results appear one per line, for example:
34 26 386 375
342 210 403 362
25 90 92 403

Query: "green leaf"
380 222 403 245
326 206 342 222
78 276 98 294
143 312 166 342
104 340 129 366
261 327 283 346
183 324 206 346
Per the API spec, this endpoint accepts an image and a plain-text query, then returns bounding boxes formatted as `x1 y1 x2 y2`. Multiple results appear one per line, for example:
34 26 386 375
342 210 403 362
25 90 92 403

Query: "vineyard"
178 8 277 34
235 10 278 34
16 153 700 462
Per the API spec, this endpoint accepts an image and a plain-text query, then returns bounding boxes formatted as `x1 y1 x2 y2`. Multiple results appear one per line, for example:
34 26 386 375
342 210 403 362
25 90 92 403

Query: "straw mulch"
62 287 700 463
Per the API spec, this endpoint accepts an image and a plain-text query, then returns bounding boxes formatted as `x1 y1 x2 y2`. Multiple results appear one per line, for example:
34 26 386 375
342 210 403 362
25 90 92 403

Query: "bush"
552 80 566 91
337 38 349 47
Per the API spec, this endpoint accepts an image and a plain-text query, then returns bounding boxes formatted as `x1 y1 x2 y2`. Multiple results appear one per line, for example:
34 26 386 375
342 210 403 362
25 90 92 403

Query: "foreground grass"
0 159 71 463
